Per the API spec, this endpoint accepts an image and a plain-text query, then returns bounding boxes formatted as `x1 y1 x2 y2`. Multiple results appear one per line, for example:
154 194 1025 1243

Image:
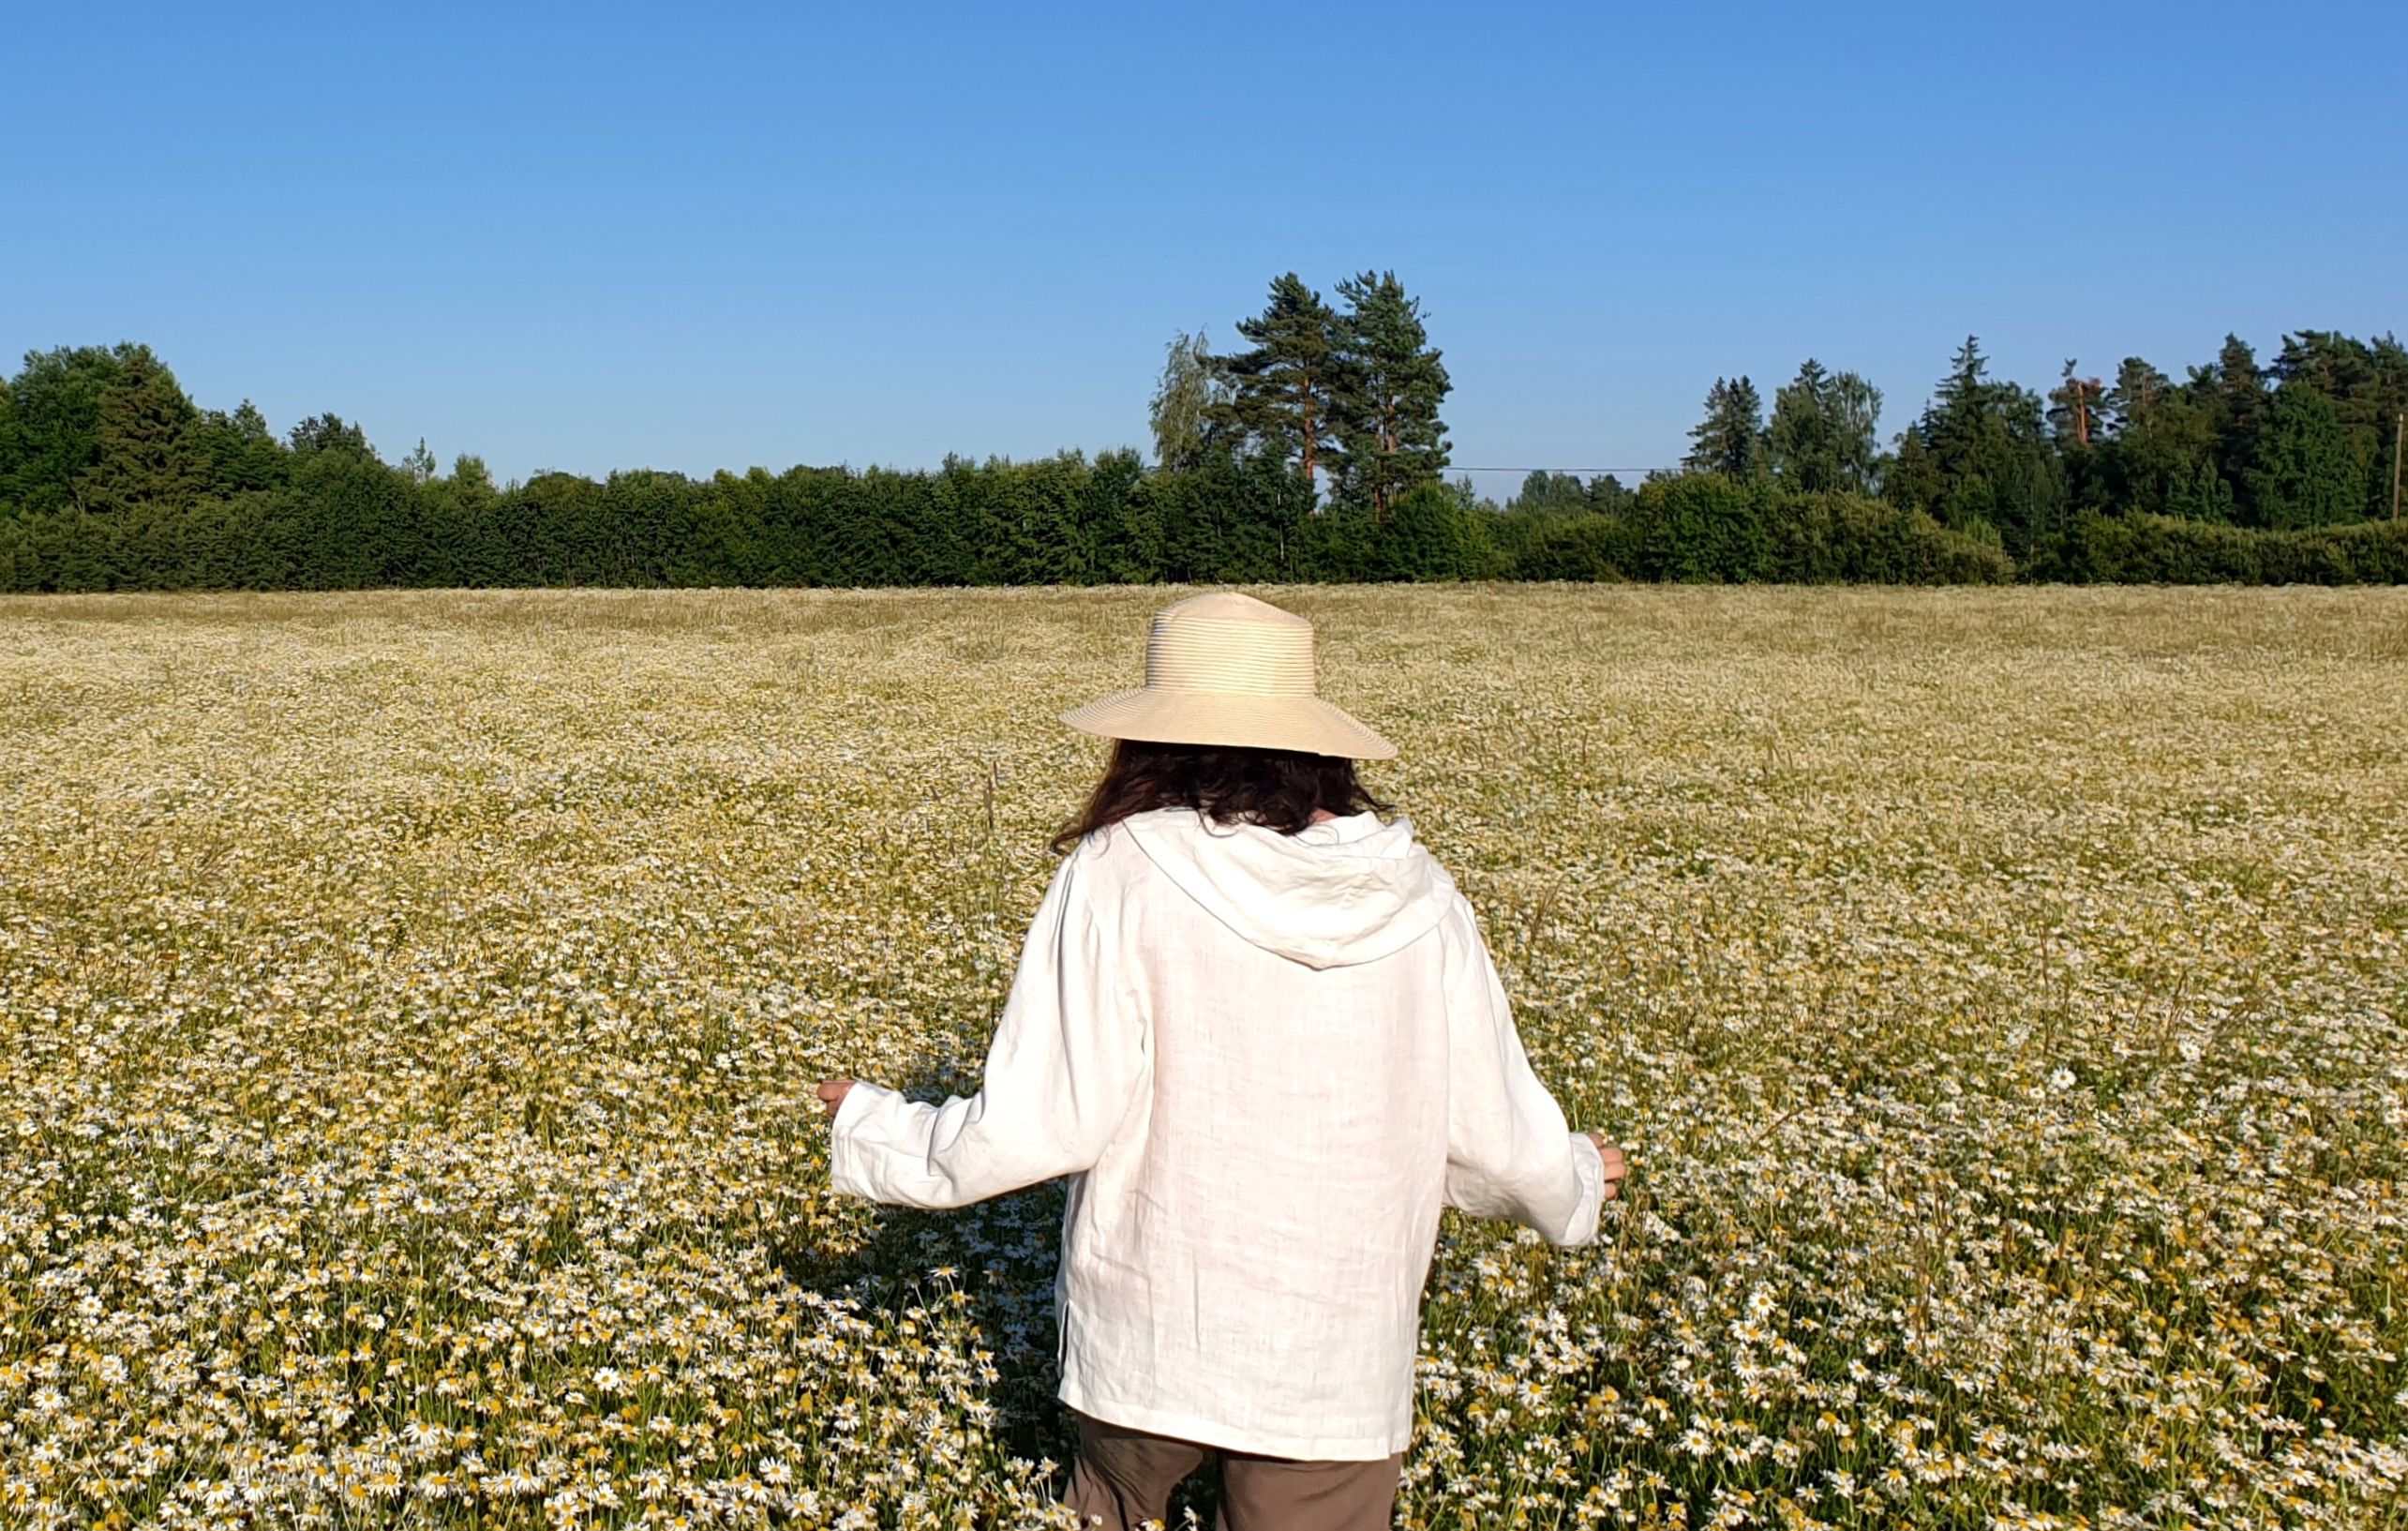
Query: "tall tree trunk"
1373 395 1399 523
1300 375 1317 498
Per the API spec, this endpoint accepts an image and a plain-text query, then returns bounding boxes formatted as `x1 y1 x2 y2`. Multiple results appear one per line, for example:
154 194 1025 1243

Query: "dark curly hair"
1051 739 1393 854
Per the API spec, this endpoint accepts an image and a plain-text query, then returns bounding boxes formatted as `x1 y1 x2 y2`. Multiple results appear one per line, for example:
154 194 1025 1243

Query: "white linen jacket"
829 806 1605 1461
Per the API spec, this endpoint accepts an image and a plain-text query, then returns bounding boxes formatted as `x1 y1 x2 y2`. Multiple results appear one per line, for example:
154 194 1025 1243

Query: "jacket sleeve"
1439 900 1605 1246
828 846 1146 1209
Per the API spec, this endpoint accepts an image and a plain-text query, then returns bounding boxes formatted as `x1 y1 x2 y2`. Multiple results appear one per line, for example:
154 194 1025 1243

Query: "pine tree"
75 347 205 513
1328 271 1450 522
1684 377 1767 479
2202 334 2266 519
2102 357 2172 437
2046 360 2104 448
2211 334 2266 435
1211 275 1342 498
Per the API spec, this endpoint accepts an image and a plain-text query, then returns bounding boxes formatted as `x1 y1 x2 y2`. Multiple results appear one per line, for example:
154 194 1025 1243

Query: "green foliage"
1884 337 2063 558
1767 360 1881 494
1764 493 2014 584
4 344 140 515
0 378 18 512
1485 478 2013 585
2246 385 2366 529
2037 511 2408 584
289 413 376 461
1147 330 1222 471
1209 275 1343 492
2060 331 2404 532
2046 360 2107 453
1683 376 1767 480
1503 469 1621 520
1327 271 1452 520
1633 472 1769 580
2088 356 2221 519
2267 332 2408 505
1149 451 1306 584
1327 481 1489 582
402 437 439 484
1500 513 1638 582
2 329 2401 593
76 349 208 515
198 401 292 495
2206 334 2268 504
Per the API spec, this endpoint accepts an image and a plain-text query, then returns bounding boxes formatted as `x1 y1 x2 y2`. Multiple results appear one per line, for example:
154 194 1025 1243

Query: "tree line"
1 276 2401 593
1485 329 2407 584
1661 333 2406 555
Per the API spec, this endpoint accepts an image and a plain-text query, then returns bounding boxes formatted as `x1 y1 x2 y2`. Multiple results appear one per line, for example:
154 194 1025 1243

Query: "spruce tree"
1880 337 2065 553
1328 271 1450 522
0 377 18 507
1683 377 1767 479
75 347 205 514
1211 275 1342 498
2246 385 2361 529
1923 337 1999 486
199 399 291 494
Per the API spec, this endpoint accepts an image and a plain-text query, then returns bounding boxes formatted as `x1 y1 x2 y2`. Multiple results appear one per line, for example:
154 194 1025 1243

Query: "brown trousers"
1062 1410 1403 1531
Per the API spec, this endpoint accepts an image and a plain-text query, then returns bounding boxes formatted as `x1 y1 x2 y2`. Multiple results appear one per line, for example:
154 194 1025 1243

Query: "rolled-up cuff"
1557 1132 1607 1247
826 1080 904 1201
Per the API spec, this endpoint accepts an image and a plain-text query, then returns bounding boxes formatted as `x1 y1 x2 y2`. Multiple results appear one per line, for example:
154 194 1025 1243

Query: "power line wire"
1452 466 1671 475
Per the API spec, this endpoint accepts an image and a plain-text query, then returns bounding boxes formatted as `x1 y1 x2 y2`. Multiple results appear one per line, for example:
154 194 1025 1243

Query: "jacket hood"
1118 807 1457 970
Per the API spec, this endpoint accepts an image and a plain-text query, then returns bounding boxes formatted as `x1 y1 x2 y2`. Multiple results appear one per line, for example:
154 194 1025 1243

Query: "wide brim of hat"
1061 687 1397 760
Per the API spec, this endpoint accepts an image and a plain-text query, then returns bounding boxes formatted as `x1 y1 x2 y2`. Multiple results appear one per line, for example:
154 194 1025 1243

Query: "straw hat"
1060 591 1397 760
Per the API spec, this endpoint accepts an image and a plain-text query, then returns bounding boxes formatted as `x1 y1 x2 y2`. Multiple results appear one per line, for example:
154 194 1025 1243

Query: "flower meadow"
2 584 2402 1531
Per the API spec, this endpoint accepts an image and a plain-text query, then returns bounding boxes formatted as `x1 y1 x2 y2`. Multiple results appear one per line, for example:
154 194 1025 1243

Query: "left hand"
816 1078 856 1120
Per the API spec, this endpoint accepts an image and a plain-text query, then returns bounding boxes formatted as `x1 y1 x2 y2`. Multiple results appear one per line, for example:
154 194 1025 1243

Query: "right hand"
1587 1133 1627 1200
816 1078 857 1120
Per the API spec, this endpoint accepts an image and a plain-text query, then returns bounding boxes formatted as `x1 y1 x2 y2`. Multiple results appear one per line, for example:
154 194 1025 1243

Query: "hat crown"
1144 592 1317 698
1057 589 1394 758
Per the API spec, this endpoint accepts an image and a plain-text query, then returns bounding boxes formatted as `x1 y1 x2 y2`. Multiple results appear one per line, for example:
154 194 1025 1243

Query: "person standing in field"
816 591 1624 1531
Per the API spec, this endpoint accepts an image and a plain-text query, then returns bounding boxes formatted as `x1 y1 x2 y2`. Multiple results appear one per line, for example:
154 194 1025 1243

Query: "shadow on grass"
766 1060 1231 1524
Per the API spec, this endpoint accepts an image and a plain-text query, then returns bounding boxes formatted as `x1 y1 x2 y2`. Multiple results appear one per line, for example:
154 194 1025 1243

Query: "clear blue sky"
8 3 2403 502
